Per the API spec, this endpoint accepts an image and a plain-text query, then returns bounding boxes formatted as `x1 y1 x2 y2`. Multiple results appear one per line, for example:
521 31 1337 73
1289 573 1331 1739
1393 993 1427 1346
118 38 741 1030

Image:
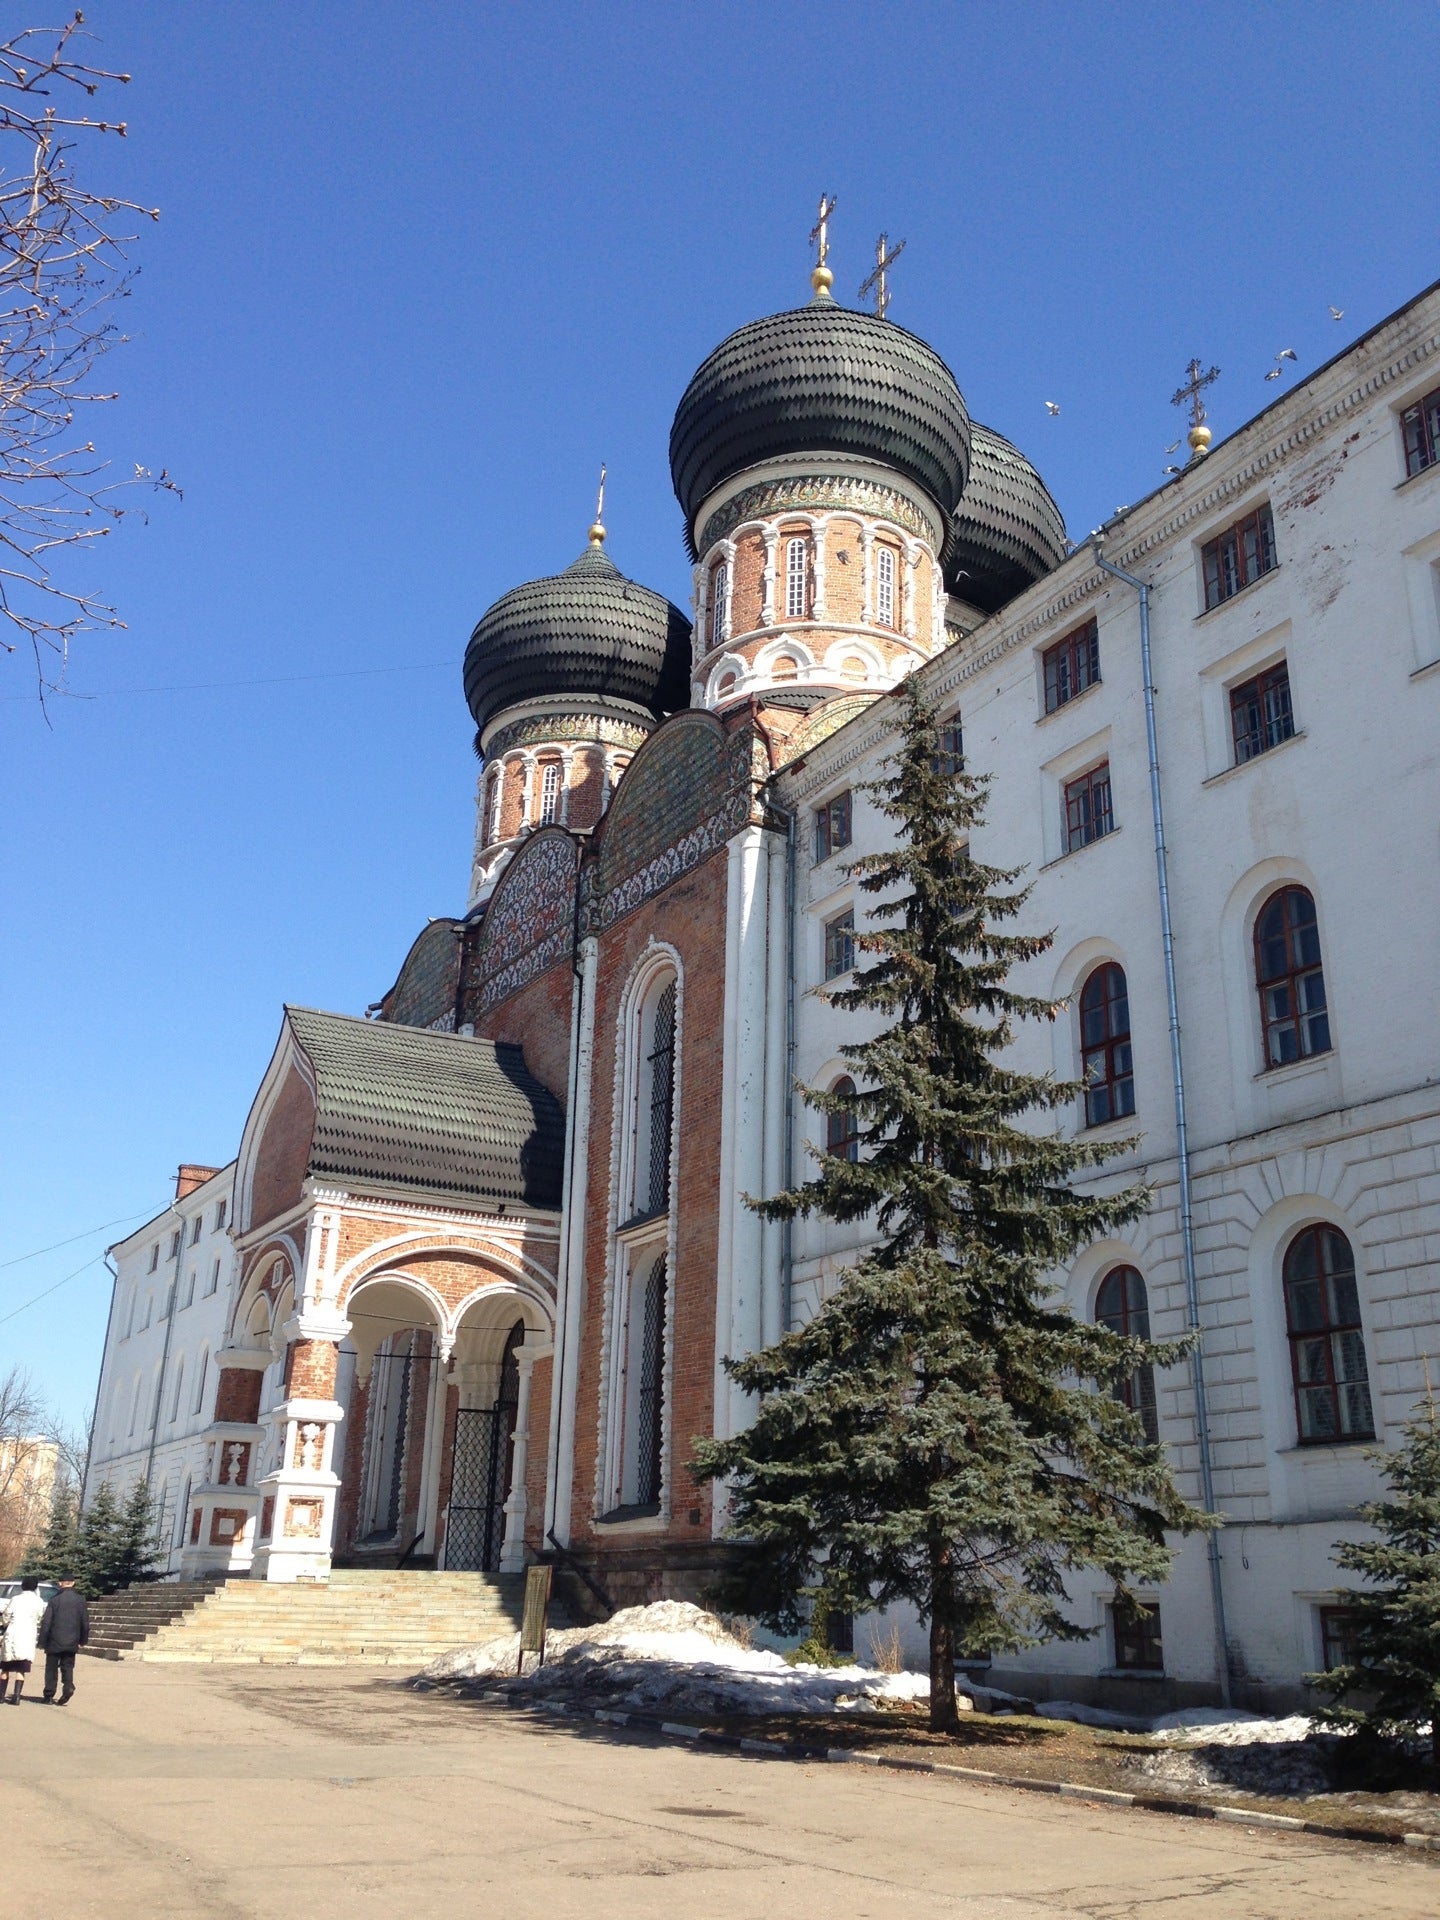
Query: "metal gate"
443 1320 523 1571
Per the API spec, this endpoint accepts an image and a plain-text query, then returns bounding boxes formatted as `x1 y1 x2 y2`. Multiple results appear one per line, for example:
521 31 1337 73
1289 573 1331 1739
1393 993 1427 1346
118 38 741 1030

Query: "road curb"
415 1675 1440 1854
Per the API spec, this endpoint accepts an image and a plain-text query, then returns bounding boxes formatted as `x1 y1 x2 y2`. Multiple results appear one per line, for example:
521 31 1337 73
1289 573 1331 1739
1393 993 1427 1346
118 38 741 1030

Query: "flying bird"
1045 400 1061 415
1164 439 1181 454
1277 348 1298 361
1265 367 1282 381
1329 306 1344 320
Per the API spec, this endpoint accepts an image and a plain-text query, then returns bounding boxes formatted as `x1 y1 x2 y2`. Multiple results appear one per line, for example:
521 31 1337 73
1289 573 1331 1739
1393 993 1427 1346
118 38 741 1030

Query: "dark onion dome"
463 542 692 738
945 422 1067 613
669 297 972 553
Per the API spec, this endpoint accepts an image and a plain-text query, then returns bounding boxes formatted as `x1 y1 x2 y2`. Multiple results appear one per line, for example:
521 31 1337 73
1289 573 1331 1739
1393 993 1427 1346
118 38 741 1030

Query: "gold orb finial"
588 519 606 547
1188 422 1213 458
810 263 834 297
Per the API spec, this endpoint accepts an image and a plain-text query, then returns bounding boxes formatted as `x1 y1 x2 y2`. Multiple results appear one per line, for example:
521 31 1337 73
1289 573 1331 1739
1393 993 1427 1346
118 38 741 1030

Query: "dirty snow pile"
1148 1708 1317 1745
419 1600 929 1717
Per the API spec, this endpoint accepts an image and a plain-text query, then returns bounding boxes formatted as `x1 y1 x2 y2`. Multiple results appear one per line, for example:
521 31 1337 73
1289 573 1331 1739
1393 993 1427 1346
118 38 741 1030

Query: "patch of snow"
1036 1700 1151 1731
1149 1709 1316 1746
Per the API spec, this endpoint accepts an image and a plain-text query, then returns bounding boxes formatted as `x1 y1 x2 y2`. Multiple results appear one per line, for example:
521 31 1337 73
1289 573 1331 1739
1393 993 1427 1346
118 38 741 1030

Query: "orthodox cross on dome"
859 231 906 321
1171 357 1221 459
809 191 837 298
589 463 607 547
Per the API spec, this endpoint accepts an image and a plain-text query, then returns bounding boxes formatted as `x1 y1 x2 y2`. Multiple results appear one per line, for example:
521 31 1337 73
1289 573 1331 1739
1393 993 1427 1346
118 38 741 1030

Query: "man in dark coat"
37 1575 89 1704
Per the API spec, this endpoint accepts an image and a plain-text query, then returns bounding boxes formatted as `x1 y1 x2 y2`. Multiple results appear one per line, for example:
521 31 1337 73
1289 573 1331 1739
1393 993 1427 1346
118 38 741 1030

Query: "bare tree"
0 13 175 703
0 1364 52 1573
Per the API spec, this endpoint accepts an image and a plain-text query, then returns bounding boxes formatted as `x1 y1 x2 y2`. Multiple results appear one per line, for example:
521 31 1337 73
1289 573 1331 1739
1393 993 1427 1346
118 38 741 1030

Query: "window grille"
1254 886 1329 1066
1042 618 1100 713
1095 1265 1157 1443
1230 662 1294 763
785 537 808 619
1080 963 1134 1127
826 1077 861 1162
876 545 896 627
538 762 561 825
1284 1225 1374 1442
1063 762 1113 852
814 790 852 862
711 563 728 649
635 1257 667 1506
1202 504 1277 609
1112 1600 1163 1671
824 909 855 981
1401 384 1440 477
644 981 676 1215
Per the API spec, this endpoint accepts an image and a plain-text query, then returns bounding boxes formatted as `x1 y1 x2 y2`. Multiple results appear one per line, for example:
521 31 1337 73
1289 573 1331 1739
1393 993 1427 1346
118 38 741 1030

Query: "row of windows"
707 534 905 650
117 1345 211 1442
145 1200 227 1272
123 1260 223 1339
1110 1595 1362 1677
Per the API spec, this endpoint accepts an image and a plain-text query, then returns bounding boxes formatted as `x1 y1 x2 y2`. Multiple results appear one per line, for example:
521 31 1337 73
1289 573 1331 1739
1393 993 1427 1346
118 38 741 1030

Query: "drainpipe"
1092 547 1231 1708
144 1201 184 1516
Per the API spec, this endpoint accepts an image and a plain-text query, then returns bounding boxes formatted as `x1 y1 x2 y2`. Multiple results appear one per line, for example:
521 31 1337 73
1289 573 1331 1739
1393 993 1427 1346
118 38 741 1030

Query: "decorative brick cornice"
485 711 650 760
698 473 931 557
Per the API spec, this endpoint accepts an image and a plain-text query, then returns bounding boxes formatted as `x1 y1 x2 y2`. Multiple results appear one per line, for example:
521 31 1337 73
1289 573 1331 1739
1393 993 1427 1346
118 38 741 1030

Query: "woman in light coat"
1 1575 47 1703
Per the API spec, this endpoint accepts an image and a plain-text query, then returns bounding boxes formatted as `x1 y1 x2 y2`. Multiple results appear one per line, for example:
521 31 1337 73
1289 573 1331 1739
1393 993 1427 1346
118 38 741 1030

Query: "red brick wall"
249 1064 314 1227
524 1354 552 1554
286 1339 338 1401
334 1371 369 1557
473 960 573 1106
213 1366 262 1425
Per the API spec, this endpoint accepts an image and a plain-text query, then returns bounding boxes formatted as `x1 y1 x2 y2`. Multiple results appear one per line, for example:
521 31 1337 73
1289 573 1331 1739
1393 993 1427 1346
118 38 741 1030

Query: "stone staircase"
97 1568 544 1667
85 1577 230 1659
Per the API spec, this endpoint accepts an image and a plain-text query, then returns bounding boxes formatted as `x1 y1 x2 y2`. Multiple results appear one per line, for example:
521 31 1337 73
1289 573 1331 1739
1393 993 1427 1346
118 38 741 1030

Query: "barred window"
1202 504 1277 610
1063 762 1113 852
1401 384 1440 478
785 536 808 619
1080 963 1134 1127
1284 1225 1374 1444
538 762 561 825
826 1076 860 1163
814 790 852 862
824 909 855 981
875 545 897 627
1042 618 1100 713
1095 1265 1158 1443
1112 1600 1163 1671
633 1255 667 1508
1318 1604 1364 1672
710 563 728 650
1230 662 1294 763
1255 886 1330 1067
642 981 676 1217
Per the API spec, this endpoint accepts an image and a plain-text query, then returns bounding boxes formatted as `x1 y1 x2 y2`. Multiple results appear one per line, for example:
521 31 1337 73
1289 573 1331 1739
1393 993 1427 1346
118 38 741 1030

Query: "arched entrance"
444 1317 524 1570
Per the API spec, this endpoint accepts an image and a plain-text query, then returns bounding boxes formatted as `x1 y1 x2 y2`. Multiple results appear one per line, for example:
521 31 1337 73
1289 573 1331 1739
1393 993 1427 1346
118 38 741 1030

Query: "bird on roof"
1045 400 1061 415
1329 305 1345 320
1164 464 1183 475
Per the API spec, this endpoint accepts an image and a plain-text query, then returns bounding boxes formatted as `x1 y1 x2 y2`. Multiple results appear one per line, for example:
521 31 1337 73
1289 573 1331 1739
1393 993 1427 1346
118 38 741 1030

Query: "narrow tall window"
711 562 728 649
486 771 503 842
184 1270 196 1309
824 908 855 981
1401 384 1440 478
826 1076 860 1163
1042 618 1100 713
785 536 808 619
1284 1225 1374 1443
193 1347 209 1415
1063 762 1114 852
1202 503 1277 609
170 1357 185 1422
814 790 852 862
206 1259 220 1297
875 545 897 627
214 1199 227 1231
933 718 964 778
168 1230 181 1260
190 1216 203 1246
1318 1605 1364 1672
148 1245 158 1274
1255 886 1329 1066
634 1256 667 1507
1080 963 1135 1126
538 761 561 825
642 980 676 1217
1095 1265 1158 1443
1230 661 1294 763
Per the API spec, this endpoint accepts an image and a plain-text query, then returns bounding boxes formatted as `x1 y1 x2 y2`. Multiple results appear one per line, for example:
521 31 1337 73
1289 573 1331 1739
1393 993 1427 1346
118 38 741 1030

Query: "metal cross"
1171 357 1221 428
859 231 906 320
595 463 606 524
809 192 837 271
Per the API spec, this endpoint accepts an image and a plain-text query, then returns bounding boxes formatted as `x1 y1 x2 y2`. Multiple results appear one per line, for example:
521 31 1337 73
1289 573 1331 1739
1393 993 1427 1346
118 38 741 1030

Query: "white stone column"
558 747 576 826
416 1332 453 1562
761 527 779 626
692 562 705 658
520 752 537 828
721 539 736 643
499 1340 546 1572
547 934 597 1546
810 515 829 623
903 537 920 641
861 525 875 624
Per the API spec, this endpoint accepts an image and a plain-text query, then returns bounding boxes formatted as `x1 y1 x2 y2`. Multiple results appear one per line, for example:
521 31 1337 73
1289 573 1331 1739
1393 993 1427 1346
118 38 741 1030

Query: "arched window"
1255 886 1330 1067
169 1355 186 1423
638 979 676 1217
876 545 897 627
1080 963 1135 1127
785 536 808 619
1284 1225 1374 1442
129 1373 143 1436
1095 1265 1158 1443
633 1255 667 1507
826 1076 860 1162
711 563 728 649
485 770 503 842
715 671 738 702
538 761 561 825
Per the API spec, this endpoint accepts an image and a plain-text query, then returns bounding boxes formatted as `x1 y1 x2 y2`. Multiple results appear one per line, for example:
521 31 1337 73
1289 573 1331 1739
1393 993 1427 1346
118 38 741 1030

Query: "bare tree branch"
0 13 176 708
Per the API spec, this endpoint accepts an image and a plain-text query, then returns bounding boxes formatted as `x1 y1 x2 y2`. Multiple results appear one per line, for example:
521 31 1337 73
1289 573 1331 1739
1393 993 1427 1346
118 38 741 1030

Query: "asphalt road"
3 1662 1436 1919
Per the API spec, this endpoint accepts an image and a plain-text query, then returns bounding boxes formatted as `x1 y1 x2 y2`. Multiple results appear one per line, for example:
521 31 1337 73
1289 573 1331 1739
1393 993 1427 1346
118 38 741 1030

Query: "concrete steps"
121 1568 555 1667
84 1578 229 1660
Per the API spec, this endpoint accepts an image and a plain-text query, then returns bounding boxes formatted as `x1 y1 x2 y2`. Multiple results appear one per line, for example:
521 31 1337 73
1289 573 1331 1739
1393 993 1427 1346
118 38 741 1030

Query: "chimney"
175 1163 220 1201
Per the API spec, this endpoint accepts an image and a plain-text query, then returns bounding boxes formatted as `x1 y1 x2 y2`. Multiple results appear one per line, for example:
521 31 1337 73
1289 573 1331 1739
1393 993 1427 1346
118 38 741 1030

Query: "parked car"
0 1578 59 1604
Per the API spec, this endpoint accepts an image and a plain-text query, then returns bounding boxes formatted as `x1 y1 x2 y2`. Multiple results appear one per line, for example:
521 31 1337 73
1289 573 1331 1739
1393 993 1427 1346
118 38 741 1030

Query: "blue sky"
3 1 1437 1428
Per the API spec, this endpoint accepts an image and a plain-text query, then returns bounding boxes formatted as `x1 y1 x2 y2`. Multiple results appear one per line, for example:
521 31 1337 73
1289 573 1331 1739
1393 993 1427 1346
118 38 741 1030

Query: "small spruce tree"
74 1481 125 1595
19 1483 80 1583
111 1477 164 1592
1310 1395 1440 1769
695 677 1211 1731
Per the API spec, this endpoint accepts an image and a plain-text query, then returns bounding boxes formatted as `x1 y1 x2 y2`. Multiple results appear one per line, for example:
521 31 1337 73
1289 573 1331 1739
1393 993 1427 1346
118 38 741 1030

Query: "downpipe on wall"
1092 546 1232 1708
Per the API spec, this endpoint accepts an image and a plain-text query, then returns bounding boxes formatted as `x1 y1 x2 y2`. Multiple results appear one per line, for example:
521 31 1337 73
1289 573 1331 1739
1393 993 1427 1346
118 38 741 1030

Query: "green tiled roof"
286 1006 564 1211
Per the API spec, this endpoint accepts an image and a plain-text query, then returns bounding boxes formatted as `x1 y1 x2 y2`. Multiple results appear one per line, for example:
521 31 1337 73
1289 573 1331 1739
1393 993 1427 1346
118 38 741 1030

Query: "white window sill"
1253 1050 1334 1088
1035 679 1103 727
1275 1440 1375 1459
1202 730 1306 788
1395 460 1440 493
1098 1666 1165 1681
1410 656 1440 683
1194 565 1281 622
592 1510 668 1535
1039 825 1121 873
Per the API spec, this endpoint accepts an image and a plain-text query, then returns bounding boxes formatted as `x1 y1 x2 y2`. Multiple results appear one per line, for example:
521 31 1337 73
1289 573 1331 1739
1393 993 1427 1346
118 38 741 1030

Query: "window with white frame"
618 1251 667 1510
875 544 897 627
711 562 728 649
785 536 808 619
628 975 677 1222
214 1199 227 1232
486 769 503 842
538 761 561 825
206 1259 220 1296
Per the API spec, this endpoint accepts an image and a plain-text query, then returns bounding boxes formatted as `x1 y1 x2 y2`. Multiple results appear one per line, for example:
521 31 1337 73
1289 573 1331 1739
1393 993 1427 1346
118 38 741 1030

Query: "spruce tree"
19 1483 79 1582
75 1481 125 1595
112 1477 163 1591
695 677 1211 1731
1310 1397 1440 1768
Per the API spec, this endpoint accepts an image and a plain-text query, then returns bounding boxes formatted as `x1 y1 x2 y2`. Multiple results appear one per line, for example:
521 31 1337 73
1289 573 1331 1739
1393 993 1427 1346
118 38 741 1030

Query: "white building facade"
779 277 1440 1710
87 1163 241 1576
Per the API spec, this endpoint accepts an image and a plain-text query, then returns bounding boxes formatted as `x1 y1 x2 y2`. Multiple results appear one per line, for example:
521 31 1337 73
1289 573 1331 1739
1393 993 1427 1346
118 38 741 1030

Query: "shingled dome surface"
285 1005 564 1210
670 300 972 549
463 545 692 737
947 423 1068 612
